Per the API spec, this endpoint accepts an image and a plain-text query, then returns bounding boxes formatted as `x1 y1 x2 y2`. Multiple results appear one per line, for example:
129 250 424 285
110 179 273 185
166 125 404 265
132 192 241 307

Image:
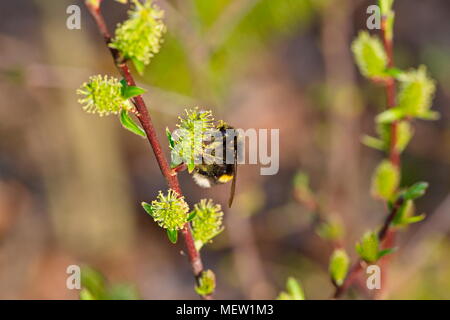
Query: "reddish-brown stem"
85 1 208 298
377 14 401 299
378 198 403 241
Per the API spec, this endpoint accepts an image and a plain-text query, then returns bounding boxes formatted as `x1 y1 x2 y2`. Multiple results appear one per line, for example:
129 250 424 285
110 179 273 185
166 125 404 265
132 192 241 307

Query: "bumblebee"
192 122 238 208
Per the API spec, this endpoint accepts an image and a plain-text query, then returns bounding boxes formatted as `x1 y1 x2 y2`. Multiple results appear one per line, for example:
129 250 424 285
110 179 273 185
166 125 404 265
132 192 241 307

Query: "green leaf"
371 160 400 200
403 182 429 200
385 67 404 79
187 212 197 222
378 247 396 259
402 213 426 225
356 231 380 263
416 110 440 121
286 277 305 300
393 200 414 226
166 127 175 148
167 229 178 244
132 57 145 75
122 85 146 99
376 107 405 123
329 249 350 286
141 202 154 217
351 31 388 79
392 199 425 227
362 135 386 151
120 110 146 138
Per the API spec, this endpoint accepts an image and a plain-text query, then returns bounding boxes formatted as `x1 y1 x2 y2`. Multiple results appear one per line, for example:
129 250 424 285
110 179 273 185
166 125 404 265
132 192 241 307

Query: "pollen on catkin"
191 199 224 249
109 0 166 67
145 189 189 231
170 108 219 166
77 75 133 116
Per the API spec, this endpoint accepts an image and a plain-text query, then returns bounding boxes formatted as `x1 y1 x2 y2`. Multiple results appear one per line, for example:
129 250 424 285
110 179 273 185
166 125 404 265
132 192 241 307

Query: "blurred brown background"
0 0 449 299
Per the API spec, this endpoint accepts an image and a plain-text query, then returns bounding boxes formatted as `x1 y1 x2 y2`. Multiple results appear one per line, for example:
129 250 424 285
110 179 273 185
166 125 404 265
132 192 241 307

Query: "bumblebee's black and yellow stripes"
192 122 238 208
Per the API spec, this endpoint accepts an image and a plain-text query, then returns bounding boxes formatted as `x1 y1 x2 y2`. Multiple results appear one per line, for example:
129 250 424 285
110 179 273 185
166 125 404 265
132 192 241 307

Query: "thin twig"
85 0 209 299
378 198 403 241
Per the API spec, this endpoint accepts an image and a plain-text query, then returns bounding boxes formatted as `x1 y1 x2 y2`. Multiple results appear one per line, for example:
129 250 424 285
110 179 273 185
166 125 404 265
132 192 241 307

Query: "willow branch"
85 0 209 299
333 11 406 299
374 13 402 298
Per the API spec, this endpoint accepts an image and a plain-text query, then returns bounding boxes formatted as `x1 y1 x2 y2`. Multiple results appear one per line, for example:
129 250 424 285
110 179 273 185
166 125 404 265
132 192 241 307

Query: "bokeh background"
0 0 449 299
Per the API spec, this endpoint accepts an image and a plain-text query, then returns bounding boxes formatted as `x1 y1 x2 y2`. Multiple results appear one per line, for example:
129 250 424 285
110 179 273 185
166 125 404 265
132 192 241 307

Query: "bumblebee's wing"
228 139 238 208
228 164 236 208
